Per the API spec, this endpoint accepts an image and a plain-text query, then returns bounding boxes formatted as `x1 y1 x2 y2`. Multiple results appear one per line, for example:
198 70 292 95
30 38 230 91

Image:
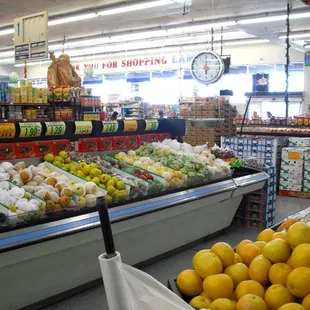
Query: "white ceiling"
0 0 309 62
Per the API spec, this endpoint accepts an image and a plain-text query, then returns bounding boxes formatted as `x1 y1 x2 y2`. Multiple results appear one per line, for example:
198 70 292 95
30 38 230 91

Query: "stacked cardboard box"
181 100 237 146
232 166 276 230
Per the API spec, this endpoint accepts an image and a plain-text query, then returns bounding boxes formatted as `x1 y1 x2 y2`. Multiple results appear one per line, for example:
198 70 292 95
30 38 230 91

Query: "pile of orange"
176 218 310 309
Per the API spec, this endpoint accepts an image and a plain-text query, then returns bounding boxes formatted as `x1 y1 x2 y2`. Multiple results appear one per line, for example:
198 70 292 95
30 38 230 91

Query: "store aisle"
43 196 309 310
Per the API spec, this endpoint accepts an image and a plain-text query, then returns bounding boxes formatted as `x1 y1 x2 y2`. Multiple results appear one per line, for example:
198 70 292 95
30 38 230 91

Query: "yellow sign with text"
123 120 138 132
0 123 16 139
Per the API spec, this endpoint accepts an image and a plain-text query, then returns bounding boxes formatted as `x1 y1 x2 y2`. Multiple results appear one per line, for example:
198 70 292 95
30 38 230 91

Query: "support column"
304 52 310 114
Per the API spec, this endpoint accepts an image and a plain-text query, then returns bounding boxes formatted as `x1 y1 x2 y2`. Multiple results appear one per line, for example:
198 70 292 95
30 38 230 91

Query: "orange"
263 238 291 263
236 294 267 310
210 298 235 310
224 263 249 288
269 263 293 285
192 249 210 267
289 243 310 268
302 294 310 309
234 253 243 264
203 274 233 300
257 228 275 242
273 231 287 240
236 240 253 256
277 218 298 232
211 242 235 267
264 284 294 310
238 243 262 266
189 295 212 308
199 290 209 297
176 269 203 297
248 254 271 285
193 252 223 279
278 303 306 310
286 222 310 248
287 267 310 298
254 241 267 251
235 280 265 300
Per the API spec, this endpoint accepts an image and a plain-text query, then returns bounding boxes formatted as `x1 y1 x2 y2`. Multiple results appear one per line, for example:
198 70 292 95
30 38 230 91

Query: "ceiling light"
238 11 310 24
98 0 179 16
224 39 269 45
0 50 14 58
279 33 310 39
0 57 14 64
48 13 97 26
167 21 237 33
14 60 51 67
0 28 14 36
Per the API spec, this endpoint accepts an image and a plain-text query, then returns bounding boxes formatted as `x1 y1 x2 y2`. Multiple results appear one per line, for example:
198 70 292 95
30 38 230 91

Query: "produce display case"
0 118 271 310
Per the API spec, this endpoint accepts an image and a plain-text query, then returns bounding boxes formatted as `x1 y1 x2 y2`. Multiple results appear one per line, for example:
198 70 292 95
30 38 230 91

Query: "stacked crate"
181 100 237 146
232 166 276 229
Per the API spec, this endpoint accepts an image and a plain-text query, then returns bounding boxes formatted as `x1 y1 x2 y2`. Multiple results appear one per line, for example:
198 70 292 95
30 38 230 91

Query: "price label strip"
123 120 138 132
75 121 93 135
102 121 118 133
45 121 66 136
19 122 42 138
0 123 16 139
145 119 159 131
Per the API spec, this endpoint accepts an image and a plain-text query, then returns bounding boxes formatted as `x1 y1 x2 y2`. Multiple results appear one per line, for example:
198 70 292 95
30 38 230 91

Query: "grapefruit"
234 253 243 264
199 290 209 297
192 249 210 267
286 222 310 248
176 269 203 297
224 263 249 288
193 252 223 279
263 238 291 263
210 242 235 267
238 243 262 266
236 294 267 310
203 274 233 300
290 243 310 268
264 284 294 310
209 298 235 310
254 241 267 251
189 295 212 308
269 263 293 285
235 280 265 299
236 240 253 256
249 254 271 285
278 304 306 310
287 267 310 298
273 231 287 240
257 228 275 242
302 294 310 309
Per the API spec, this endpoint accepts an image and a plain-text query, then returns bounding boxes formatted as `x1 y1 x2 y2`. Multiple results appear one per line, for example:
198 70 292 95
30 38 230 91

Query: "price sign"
123 120 138 132
145 119 159 131
19 122 42 138
75 121 93 135
0 123 16 139
45 121 66 136
288 152 301 160
102 121 118 133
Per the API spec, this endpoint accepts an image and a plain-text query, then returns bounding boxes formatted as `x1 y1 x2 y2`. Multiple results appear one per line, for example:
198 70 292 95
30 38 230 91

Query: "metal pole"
285 2 292 119
97 197 117 258
239 96 252 136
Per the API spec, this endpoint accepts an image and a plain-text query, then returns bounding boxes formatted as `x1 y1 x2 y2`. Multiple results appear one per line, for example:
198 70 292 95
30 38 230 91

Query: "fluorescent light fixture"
167 21 237 34
279 33 310 39
0 50 14 58
224 39 269 45
14 60 51 67
98 0 178 16
0 28 14 36
48 13 97 26
0 57 14 63
238 11 310 25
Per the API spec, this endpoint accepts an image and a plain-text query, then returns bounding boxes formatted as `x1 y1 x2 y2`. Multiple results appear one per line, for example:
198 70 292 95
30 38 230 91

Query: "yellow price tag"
123 120 138 132
145 119 159 131
102 121 118 133
45 121 66 136
0 123 16 139
75 121 93 135
288 152 301 160
19 122 42 138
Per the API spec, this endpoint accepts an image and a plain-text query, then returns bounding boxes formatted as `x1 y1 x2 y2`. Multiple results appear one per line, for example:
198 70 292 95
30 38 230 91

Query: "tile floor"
43 195 309 310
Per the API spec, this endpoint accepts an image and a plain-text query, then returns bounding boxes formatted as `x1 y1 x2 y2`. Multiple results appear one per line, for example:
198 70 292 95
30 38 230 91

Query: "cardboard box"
34 141 53 157
281 158 304 166
280 176 303 185
279 183 302 191
289 137 310 147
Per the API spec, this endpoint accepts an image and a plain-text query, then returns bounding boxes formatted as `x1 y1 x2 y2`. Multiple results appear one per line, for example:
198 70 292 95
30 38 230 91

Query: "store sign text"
72 54 196 72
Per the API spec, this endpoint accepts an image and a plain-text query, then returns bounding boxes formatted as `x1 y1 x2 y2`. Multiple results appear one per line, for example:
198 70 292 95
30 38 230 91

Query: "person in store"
159 110 164 119
267 111 273 119
111 111 119 120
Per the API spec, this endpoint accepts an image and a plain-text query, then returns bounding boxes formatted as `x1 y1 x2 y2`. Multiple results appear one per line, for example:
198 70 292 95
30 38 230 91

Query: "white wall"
7 42 304 80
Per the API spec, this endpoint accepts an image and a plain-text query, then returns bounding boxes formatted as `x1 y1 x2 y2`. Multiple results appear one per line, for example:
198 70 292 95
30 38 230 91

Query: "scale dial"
190 51 225 84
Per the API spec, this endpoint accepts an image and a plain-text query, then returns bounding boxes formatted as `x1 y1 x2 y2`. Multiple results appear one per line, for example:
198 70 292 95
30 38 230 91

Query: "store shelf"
238 131 310 137
237 124 307 128
0 103 50 107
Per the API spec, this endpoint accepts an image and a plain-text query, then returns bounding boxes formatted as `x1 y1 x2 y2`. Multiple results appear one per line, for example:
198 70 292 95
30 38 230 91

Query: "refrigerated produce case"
0 118 269 310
